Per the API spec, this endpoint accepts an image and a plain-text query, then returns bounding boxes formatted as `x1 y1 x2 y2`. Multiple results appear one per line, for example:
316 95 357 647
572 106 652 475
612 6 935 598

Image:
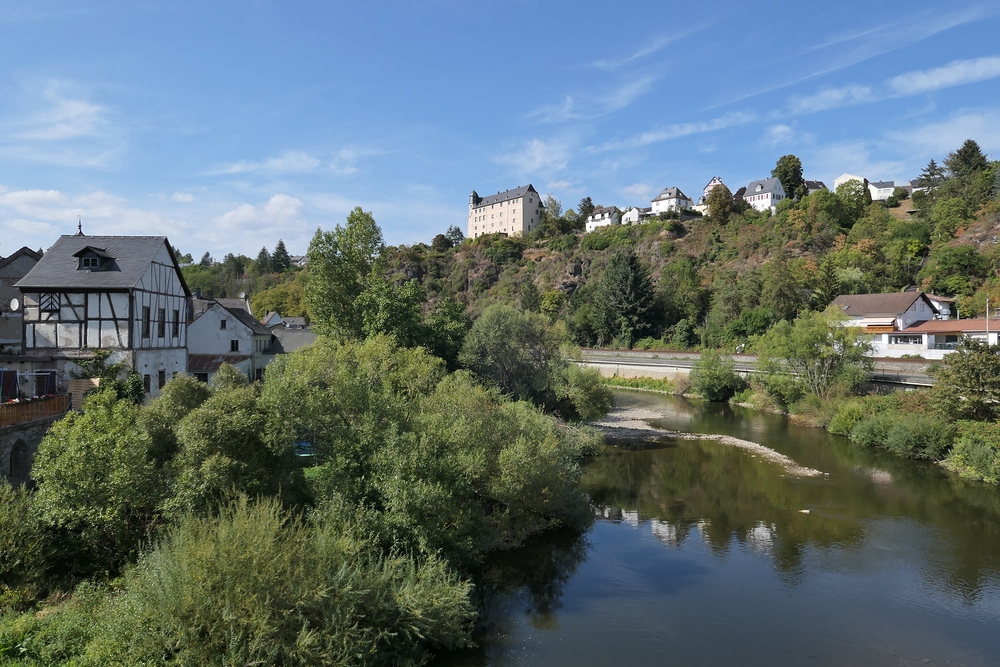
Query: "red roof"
905 318 996 334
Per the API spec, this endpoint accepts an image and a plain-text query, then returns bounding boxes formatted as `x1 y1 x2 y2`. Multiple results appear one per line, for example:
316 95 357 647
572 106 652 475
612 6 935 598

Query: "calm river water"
433 390 1000 667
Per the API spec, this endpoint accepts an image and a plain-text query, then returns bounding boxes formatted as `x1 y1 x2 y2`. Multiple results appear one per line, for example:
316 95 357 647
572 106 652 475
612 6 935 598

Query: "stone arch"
9 439 31 485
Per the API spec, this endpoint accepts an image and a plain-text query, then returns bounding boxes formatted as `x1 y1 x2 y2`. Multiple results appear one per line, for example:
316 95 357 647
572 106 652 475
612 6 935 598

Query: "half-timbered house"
15 234 190 398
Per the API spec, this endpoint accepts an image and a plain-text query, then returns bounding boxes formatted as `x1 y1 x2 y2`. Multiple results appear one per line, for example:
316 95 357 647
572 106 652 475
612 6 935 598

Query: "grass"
601 376 680 394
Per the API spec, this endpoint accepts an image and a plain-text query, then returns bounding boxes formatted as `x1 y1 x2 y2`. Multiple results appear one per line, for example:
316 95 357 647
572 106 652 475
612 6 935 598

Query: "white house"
585 206 621 233
621 206 652 225
187 301 274 383
868 181 897 201
697 177 726 205
743 177 786 214
830 291 962 358
15 234 190 399
902 319 1000 358
833 173 866 191
651 187 693 215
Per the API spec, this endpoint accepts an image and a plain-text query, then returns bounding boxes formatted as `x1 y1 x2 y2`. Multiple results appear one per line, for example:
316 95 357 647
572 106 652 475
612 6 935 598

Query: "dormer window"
81 257 99 269
73 246 114 271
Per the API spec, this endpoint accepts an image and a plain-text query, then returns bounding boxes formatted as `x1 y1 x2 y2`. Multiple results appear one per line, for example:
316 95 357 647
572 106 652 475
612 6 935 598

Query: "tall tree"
255 246 272 275
272 240 291 272
444 225 465 246
706 183 733 224
771 154 806 199
519 279 541 313
305 207 385 339
576 197 595 227
592 249 654 347
835 179 872 226
199 252 212 267
945 139 988 179
918 159 947 190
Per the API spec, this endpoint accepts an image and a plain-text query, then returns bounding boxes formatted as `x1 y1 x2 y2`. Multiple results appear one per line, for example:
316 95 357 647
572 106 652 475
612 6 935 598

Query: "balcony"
0 394 70 428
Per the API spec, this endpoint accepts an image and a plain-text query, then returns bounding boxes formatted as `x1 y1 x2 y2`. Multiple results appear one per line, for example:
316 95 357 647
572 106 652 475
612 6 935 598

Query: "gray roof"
471 185 540 208
588 205 620 219
0 247 42 273
870 180 895 189
264 328 317 355
652 187 690 202
16 235 189 294
831 292 935 317
746 177 784 194
223 305 272 336
804 180 827 191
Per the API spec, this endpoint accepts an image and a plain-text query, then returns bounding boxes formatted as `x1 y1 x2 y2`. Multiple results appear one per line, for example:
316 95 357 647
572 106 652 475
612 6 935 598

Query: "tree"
945 139 988 179
811 259 842 309
199 252 212 267
706 183 733 224
444 225 465 246
576 197 595 228
519 280 541 313
918 159 947 193
356 273 427 347
592 249 654 348
543 195 562 220
255 246 272 275
431 234 453 252
929 197 972 241
772 154 806 199
305 207 385 339
835 179 871 226
422 297 471 370
272 240 291 273
933 339 1000 420
754 307 873 399
689 349 746 401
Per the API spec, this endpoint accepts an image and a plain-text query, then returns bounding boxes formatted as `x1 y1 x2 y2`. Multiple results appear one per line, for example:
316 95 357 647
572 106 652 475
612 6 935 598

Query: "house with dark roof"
585 206 621 233
831 291 949 358
187 300 274 383
467 184 545 240
651 187 693 215
868 180 898 201
0 247 42 350
15 234 190 398
743 177 786 214
804 180 828 195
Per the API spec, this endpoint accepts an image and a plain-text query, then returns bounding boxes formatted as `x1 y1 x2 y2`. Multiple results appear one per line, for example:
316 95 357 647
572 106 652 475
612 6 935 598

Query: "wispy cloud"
215 194 305 231
592 111 756 152
764 124 796 147
209 150 321 175
13 84 106 140
589 23 713 70
621 183 656 199
787 85 875 114
495 136 576 175
528 76 657 123
889 55 1000 96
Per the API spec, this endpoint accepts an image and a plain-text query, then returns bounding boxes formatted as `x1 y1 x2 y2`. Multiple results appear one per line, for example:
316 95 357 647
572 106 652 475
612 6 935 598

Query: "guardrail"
0 394 71 428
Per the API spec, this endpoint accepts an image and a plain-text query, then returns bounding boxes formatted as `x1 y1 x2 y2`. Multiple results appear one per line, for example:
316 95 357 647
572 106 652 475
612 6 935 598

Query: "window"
255 368 264 381
230 339 239 352
194 372 209 383
158 369 166 389
40 293 59 312
220 319 227 330
143 374 151 393
172 310 180 337
81 257 99 269
157 308 166 337
142 307 150 338
889 335 921 345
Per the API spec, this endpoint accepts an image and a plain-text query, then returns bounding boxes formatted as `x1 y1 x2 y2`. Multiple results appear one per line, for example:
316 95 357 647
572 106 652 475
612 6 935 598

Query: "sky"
2 0 1000 259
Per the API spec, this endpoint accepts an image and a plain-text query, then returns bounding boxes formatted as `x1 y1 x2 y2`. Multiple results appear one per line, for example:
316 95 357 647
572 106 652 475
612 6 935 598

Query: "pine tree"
519 280 541 313
945 139 988 179
812 260 842 309
593 249 654 347
199 252 212 267
255 247 272 274
272 240 291 272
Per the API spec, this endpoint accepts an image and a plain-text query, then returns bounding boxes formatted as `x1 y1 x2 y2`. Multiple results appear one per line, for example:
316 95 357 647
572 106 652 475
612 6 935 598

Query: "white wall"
187 303 254 356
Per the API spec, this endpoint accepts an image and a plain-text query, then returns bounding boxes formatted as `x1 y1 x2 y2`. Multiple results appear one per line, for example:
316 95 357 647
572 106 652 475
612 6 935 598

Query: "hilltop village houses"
0 231 314 407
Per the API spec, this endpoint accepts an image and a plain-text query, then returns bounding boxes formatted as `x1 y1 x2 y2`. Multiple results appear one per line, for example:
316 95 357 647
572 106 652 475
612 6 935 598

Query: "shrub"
946 421 1000 483
828 399 869 436
849 413 898 448
689 350 746 402
0 483 46 598
882 415 954 460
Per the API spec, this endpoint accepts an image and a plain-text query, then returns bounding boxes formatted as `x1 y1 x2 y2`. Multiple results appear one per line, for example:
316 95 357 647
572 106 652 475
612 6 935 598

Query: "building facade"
15 235 190 399
585 206 621 233
743 177 786 213
651 187 693 215
468 185 545 239
187 301 274 383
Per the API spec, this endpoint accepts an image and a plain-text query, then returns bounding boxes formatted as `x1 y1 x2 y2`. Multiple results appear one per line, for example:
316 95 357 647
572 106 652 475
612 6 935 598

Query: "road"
578 348 936 387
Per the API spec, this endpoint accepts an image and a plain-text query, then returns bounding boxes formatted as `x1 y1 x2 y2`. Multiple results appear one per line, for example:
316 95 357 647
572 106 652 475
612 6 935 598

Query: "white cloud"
528 76 656 123
10 81 107 141
210 150 321 175
787 85 874 114
171 192 195 202
621 183 656 199
593 111 756 152
889 55 1000 96
764 124 796 147
886 109 1000 157
495 136 575 175
589 24 713 70
215 194 305 230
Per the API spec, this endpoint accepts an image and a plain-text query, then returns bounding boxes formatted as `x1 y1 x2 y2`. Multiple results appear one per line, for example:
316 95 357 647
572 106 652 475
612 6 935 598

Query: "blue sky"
2 1 1000 258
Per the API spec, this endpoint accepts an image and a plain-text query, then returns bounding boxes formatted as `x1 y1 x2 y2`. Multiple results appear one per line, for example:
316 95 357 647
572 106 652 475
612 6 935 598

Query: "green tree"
356 273 427 346
422 297 471 370
431 234 453 252
812 259 842 309
754 307 873 399
706 183 733 224
933 339 1000 421
690 349 746 401
576 196 595 228
199 251 212 267
540 290 567 319
271 240 291 272
929 197 971 241
945 139 988 179
519 279 541 313
305 207 385 339
592 249 654 347
771 154 806 199
254 246 272 275
445 224 465 246
836 179 872 226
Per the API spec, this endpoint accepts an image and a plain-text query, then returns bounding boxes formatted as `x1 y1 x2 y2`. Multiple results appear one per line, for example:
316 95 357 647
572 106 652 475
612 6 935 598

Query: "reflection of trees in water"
593 391 1000 601
430 526 591 667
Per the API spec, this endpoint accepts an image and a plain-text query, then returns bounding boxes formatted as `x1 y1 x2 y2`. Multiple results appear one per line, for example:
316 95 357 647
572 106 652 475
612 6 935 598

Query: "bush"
946 421 1000 483
689 350 746 402
0 483 46 598
828 399 869 436
882 415 954 460
849 413 898 448
580 226 634 251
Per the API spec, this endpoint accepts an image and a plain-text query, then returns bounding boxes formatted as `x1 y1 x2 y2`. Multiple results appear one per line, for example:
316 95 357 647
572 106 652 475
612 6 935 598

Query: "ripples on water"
433 391 1000 667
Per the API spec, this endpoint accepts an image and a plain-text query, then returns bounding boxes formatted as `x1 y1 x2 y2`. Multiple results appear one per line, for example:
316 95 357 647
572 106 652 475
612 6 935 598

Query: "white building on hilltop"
743 177 786 214
651 187 693 215
585 206 621 233
468 185 545 240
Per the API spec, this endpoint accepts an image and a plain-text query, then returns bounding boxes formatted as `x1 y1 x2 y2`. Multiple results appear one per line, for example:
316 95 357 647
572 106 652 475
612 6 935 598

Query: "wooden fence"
0 394 71 428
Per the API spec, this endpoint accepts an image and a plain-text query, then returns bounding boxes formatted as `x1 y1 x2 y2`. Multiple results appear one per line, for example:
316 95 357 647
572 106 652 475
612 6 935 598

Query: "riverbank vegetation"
0 210 610 665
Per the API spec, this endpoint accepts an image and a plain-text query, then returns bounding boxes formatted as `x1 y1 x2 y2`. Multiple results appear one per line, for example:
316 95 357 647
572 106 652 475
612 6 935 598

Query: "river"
433 390 1000 667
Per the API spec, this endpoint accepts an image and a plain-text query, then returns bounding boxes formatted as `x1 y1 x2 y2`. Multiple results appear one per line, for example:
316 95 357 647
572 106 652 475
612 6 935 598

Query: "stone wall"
0 416 60 485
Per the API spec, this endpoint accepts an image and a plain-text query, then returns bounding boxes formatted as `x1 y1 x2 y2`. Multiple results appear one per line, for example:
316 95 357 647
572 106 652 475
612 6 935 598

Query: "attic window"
81 257 100 269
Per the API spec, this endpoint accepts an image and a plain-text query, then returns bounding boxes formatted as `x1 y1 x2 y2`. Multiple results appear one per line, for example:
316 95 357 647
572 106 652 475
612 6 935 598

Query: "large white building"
743 177 786 214
651 187 693 215
585 206 621 233
468 184 545 239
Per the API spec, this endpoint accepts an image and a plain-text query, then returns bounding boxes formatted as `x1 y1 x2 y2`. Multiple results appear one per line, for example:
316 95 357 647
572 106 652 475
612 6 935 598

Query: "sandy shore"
591 406 825 479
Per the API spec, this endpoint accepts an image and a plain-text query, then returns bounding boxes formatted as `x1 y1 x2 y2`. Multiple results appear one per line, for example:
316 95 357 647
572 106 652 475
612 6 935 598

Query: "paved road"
578 349 935 387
